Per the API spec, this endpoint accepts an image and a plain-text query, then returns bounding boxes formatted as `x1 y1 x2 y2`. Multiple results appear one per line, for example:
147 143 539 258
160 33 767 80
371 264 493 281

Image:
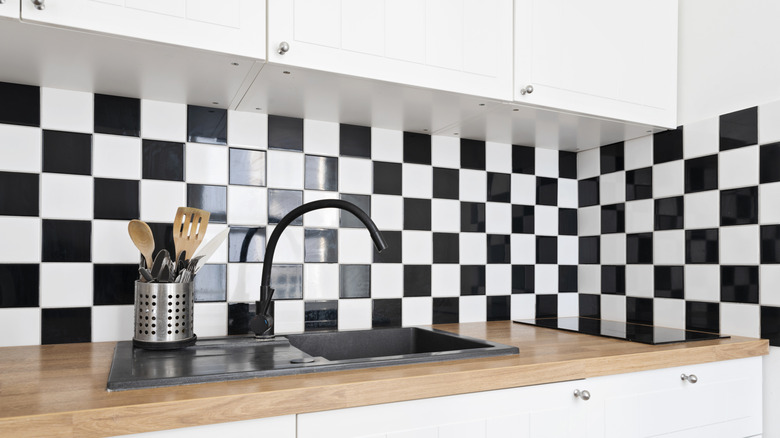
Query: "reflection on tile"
372 298 401 328
536 295 558 318
536 236 557 264
94 178 139 220
461 265 485 295
41 307 91 344
720 186 758 226
42 130 92 175
433 297 459 324
340 124 371 158
305 300 337 331
513 145 534 174
404 265 431 297
187 184 227 223
433 167 459 199
487 234 510 264
760 142 780 184
146 222 175 261
193 264 227 302
655 196 684 230
578 177 599 207
403 132 432 165
304 155 338 191
721 265 758 303
684 155 718 193
487 173 511 203
601 265 625 295
461 202 486 232
94 94 140 137
627 233 653 264
340 193 371 228
720 106 757 151
268 189 303 225
579 236 600 264
512 205 534 234
601 203 625 234
653 127 683 164
559 265 578 292
187 105 227 145
600 142 624 174
512 265 534 293
229 148 266 186
403 198 431 231
579 294 600 318
228 227 266 263
0 81 39 127
373 161 402 195
304 228 338 263
340 264 370 298
373 230 401 263
686 229 719 264
559 151 577 179
686 301 719 333
271 264 303 299
461 139 486 170
487 296 510 321
558 208 577 235
268 115 304 151
626 167 652 201
627 297 653 325
92 264 136 305
761 225 780 263
0 172 39 216
654 266 684 299
142 140 184 181
0 264 39 307
42 220 91 262
536 177 558 206
433 233 459 264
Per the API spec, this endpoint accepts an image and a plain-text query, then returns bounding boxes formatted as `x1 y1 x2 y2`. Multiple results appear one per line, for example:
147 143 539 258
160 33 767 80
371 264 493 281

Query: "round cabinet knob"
31 0 45 10
681 373 698 384
519 85 534 95
277 41 290 55
573 389 591 401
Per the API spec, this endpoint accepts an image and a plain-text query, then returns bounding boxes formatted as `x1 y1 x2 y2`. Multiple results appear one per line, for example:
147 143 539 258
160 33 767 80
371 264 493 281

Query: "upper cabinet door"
19 0 266 59
0 0 20 19
515 0 678 128
267 0 514 101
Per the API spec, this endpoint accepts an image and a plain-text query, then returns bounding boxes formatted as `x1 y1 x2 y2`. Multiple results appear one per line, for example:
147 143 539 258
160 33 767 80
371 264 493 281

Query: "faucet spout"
250 199 387 337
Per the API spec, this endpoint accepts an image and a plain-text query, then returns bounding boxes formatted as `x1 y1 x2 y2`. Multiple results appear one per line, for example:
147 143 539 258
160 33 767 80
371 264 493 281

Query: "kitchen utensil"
127 220 155 269
173 207 210 263
150 249 170 281
192 228 229 271
158 264 172 283
138 267 154 282
133 280 196 349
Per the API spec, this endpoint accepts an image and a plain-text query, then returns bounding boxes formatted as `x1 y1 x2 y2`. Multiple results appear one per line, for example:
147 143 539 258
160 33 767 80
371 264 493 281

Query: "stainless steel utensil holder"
133 281 196 350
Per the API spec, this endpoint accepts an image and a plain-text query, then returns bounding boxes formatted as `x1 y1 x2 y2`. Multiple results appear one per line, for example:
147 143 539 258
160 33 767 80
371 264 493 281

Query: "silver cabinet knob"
573 389 591 401
681 373 698 384
277 41 290 55
31 0 45 9
519 85 534 95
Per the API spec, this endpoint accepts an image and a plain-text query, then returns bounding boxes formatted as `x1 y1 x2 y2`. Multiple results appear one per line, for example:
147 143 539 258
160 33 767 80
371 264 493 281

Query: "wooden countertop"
0 322 768 437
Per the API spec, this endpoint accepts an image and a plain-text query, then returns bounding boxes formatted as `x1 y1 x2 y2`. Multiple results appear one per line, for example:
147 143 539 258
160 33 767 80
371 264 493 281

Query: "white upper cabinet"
0 0 20 19
267 0 514 101
514 0 678 128
19 0 266 59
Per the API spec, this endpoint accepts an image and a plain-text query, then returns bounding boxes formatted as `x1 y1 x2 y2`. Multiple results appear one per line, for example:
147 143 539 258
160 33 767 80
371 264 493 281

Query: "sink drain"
290 357 316 364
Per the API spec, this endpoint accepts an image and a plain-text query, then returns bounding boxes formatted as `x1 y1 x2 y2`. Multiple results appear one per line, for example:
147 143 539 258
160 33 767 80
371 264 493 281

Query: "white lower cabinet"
112 415 296 438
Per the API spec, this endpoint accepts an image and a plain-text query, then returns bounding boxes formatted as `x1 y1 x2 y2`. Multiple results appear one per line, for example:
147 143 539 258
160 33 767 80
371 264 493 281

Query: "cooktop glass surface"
513 317 729 345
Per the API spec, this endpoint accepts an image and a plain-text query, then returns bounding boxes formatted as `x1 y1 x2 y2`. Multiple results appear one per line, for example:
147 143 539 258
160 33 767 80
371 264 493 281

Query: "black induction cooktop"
514 317 729 345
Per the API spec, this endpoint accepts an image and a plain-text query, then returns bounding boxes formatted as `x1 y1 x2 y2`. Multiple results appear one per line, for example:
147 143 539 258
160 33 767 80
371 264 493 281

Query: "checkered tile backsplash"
0 81 579 346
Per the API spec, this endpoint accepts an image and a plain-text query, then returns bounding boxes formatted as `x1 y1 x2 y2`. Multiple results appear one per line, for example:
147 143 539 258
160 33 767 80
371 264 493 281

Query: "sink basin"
107 327 519 391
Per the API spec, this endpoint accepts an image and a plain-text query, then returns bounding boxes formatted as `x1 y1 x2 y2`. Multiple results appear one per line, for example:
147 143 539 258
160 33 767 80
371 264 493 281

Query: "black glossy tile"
559 151 577 179
143 140 184 181
340 264 370 298
512 145 534 175
305 300 337 332
600 142 624 174
654 266 684 299
340 193 371 228
559 265 578 292
193 264 227 302
94 94 140 137
404 265 431 297
601 203 625 234
42 130 92 175
268 189 303 225
94 178 139 220
684 155 718 193
761 225 780 264
403 132 431 165
512 205 534 234
304 228 338 263
686 301 719 334
625 167 653 201
655 196 684 230
626 233 653 264
627 297 653 325
579 236 600 264
0 172 39 216
461 139 486 170
760 142 780 183
579 293 600 318
228 226 266 263
720 186 758 226
461 202 486 232
536 177 558 206
373 161 402 195
304 155 338 191
41 307 91 344
653 127 683 164
601 265 625 295
512 265 534 294
229 148 266 186
536 236 557 264
187 105 227 145
433 233 459 264
433 167 459 199
373 230 401 263
268 115 303 151
271 264 303 300
0 264 38 307
146 222 175 261
487 173 511 203
187 184 227 223
403 198 431 231
686 229 719 264
372 298 402 328
0 81 39 127
761 306 780 347
340 124 371 158
487 296 510 321
432 297 459 324
721 266 759 304
720 106 757 151
487 234 511 264
228 302 258 335
92 264 136 305
578 177 600 207
460 265 485 295
558 208 577 236
536 295 558 318
42 220 91 262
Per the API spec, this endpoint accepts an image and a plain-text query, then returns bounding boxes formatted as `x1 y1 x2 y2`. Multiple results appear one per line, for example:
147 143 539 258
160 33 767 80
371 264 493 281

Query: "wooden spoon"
172 207 210 263
127 219 155 269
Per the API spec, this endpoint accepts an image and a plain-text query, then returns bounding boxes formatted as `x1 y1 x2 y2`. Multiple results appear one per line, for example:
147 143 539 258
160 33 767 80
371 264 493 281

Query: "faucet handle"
250 310 274 337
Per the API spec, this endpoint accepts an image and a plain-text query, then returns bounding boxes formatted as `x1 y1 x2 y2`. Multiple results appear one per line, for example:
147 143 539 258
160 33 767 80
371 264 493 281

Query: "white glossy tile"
41 87 93 133
193 224 229 263
431 199 460 233
600 295 626 322
228 110 267 149
402 297 432 326
460 233 486 264
652 160 684 198
192 303 228 337
761 182 780 224
760 99 780 144
684 265 720 302
371 264 403 299
0 217 40 263
625 199 654 233
485 202 512 234
459 169 487 202
303 264 339 300
402 163 432 198
510 234 535 264
684 191 720 229
720 303 760 338
338 157 372 195
338 299 372 330
338 228 373 263
600 234 626 265
371 127 403 162
459 296 486 323
227 186 267 226
93 134 142 180
303 119 339 156
533 205 558 236
431 135 459 168
557 179 578 209
0 308 41 347
402 230 432 264
599 171 625 205
40 263 93 308
535 148 558 178
0 125 41 173
683 117 718 158
511 294 535 320
720 225 759 265
370 194 403 231
510 173 535 205
139 180 186 222
578 265 601 295
625 265 654 298
267 150 304 190
558 293 578 318
274 300 305 334
302 190 340 228
92 220 141 263
226 263 262 302
431 264 460 297
558 236 578 265
577 148 600 179
761 265 780 306
485 141 512 173
578 205 601 236
534 265 558 294
39 173 93 220
485 265 511 295
267 224 303 263
653 298 685 329
719 145 759 190
141 100 186 142
653 230 685 265
185 143 228 185
624 134 653 170
91 305 135 342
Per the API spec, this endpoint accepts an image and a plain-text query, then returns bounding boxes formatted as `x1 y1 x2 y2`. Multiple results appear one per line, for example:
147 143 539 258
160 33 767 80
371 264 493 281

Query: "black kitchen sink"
107 327 519 391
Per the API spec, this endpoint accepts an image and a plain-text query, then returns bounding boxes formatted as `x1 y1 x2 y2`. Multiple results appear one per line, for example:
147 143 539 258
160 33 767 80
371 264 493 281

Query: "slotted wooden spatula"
172 207 210 263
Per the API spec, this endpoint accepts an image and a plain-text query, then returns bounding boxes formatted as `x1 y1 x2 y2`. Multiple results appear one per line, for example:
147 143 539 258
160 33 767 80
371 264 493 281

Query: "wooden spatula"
172 207 210 263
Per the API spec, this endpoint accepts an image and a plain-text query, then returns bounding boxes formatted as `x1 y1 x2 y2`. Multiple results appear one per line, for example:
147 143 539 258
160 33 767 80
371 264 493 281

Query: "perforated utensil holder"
133 281 196 350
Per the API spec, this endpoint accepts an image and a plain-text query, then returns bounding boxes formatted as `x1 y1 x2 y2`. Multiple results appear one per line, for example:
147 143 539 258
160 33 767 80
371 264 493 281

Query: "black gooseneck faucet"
250 199 388 337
